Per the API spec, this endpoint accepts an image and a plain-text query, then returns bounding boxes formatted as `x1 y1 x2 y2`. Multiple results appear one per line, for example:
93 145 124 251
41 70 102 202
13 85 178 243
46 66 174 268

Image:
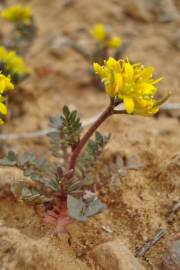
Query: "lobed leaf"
78 131 110 170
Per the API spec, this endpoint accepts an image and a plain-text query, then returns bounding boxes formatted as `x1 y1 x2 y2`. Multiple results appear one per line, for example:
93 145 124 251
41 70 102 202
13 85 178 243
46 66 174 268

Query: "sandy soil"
0 0 179 269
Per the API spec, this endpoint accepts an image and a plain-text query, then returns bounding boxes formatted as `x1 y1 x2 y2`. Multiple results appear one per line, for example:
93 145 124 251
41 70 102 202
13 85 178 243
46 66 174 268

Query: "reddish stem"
68 103 113 171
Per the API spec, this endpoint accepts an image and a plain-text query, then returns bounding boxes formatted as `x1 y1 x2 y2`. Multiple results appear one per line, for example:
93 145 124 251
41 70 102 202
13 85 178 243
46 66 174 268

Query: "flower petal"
90 24 106 41
124 96 134 114
107 36 122 49
137 82 156 95
124 63 134 80
0 102 7 115
152 77 163 85
106 57 120 72
141 66 154 80
0 119 4 125
114 73 123 93
0 79 6 93
93 63 106 79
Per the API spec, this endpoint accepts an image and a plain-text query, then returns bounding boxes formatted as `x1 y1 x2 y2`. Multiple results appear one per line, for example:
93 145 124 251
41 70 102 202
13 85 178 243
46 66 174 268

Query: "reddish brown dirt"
0 0 179 269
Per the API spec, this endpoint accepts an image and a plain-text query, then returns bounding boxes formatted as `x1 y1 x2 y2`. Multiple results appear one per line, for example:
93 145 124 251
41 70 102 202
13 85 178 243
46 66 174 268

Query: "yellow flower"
0 5 32 24
90 24 107 42
0 46 30 79
107 36 122 49
0 74 14 124
90 24 122 50
94 57 168 116
0 95 7 124
0 73 14 93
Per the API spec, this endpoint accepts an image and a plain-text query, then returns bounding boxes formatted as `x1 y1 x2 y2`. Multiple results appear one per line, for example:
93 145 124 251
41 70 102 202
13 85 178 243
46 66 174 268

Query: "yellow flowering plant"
90 24 124 64
0 58 169 232
0 5 32 24
0 73 14 124
90 24 122 49
93 57 170 116
0 46 30 83
0 5 37 55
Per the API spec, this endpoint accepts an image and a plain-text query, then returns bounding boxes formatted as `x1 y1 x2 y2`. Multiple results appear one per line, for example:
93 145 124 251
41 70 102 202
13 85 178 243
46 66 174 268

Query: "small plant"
69 23 125 89
0 57 169 232
0 4 37 55
0 73 14 124
0 46 30 84
90 23 123 64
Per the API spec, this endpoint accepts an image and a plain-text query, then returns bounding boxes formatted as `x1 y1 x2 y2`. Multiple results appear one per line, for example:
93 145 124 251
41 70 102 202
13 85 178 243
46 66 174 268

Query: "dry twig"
161 102 180 111
135 229 166 257
0 114 100 141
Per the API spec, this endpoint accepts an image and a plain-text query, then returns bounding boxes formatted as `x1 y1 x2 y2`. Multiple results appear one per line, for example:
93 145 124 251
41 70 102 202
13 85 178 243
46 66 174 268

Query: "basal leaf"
67 195 106 221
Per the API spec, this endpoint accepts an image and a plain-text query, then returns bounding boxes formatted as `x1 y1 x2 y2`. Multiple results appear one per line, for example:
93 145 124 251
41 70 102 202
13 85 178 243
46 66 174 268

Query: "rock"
91 240 145 270
0 226 85 270
158 0 179 22
125 0 179 22
49 35 70 58
63 0 74 7
125 0 153 22
162 239 180 270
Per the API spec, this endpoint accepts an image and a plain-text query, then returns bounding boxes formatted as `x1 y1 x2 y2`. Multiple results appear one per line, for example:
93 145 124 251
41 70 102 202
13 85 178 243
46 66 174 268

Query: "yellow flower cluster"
0 74 14 124
94 57 168 116
0 5 32 24
0 46 30 78
90 24 122 49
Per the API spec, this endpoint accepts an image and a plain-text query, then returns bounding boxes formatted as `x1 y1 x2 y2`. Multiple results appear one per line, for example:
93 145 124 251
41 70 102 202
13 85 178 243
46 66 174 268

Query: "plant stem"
68 103 113 171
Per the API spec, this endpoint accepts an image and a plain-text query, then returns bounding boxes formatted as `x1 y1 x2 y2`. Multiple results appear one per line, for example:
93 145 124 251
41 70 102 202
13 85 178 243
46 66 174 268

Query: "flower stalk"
68 103 112 171
68 99 125 172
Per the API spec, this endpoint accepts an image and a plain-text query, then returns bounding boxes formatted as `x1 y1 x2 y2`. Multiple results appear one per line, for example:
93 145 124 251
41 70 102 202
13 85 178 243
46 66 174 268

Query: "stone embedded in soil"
162 239 180 270
91 239 145 270
0 226 87 270
49 35 70 58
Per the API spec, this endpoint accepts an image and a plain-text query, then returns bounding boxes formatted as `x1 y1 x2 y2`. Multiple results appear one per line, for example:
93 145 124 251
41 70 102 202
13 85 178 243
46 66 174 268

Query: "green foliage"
0 5 37 56
0 150 17 166
11 19 37 55
61 105 82 148
78 131 110 170
0 150 57 186
11 183 51 204
48 106 82 159
69 131 111 191
0 106 111 227
67 195 106 221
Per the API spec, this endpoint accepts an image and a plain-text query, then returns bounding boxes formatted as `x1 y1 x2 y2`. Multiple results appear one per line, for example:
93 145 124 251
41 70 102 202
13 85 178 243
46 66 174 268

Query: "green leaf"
85 198 106 217
7 151 17 161
78 131 110 170
19 151 30 166
63 105 70 117
67 195 88 221
67 195 106 221
50 115 62 129
48 106 83 158
47 178 60 191
0 151 17 166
